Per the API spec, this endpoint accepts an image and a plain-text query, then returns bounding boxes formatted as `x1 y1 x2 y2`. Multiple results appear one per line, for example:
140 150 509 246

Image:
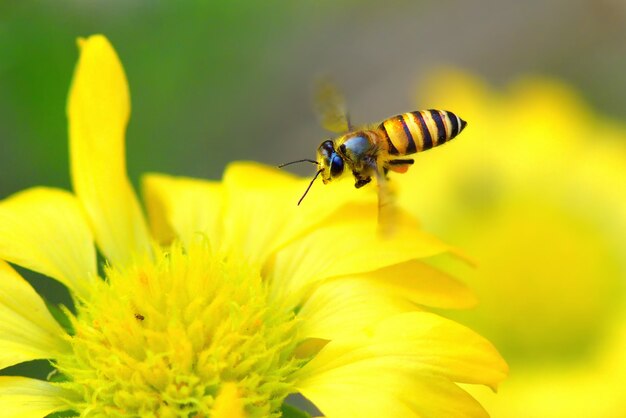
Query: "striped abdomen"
378 110 467 156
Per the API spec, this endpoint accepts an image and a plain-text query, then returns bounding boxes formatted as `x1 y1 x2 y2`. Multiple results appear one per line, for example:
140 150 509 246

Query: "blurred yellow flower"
397 70 626 417
0 37 507 417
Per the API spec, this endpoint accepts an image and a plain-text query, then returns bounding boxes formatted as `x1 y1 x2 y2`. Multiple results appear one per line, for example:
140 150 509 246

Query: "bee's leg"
353 159 375 188
388 158 414 166
387 158 414 174
354 177 371 188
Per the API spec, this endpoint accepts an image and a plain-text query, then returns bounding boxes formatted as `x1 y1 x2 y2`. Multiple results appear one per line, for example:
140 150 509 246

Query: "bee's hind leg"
387 158 414 174
389 158 414 165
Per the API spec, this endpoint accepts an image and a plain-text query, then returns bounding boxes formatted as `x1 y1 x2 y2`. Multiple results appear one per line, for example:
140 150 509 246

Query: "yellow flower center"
56 242 301 417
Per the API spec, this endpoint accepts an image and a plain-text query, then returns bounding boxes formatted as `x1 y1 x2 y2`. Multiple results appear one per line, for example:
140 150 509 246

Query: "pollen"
55 242 301 417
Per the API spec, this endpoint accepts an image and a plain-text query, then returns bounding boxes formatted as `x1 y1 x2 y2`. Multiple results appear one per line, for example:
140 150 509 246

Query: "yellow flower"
0 37 507 417
397 70 626 417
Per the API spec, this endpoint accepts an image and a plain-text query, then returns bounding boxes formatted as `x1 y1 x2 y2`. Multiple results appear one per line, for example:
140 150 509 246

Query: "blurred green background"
2 1 626 416
2 0 626 194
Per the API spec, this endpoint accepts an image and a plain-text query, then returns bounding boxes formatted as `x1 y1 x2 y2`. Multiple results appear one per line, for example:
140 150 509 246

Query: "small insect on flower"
280 79 468 232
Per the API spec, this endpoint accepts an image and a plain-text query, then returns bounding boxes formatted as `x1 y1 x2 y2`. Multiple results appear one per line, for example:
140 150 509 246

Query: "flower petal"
0 260 70 370
0 377 72 418
297 278 417 341
0 187 97 299
298 261 477 339
299 367 488 418
269 207 449 300
221 162 371 264
355 260 477 309
296 312 508 391
300 372 420 418
297 313 506 417
142 173 222 247
68 34 151 266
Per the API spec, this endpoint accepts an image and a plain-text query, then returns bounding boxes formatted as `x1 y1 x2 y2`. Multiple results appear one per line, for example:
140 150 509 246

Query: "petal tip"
76 34 112 51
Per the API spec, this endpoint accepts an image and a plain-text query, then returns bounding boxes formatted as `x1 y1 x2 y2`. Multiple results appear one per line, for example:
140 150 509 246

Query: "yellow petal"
68 34 151 266
299 368 488 418
0 261 70 370
297 312 508 391
142 173 222 247
356 260 477 309
269 208 448 300
221 162 371 264
0 187 96 299
403 377 490 418
213 382 246 418
0 377 72 418
297 312 506 417
301 372 419 418
297 278 417 341
299 260 477 342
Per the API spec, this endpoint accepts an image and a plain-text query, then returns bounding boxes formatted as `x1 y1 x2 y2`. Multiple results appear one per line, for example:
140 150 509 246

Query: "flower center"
56 242 301 417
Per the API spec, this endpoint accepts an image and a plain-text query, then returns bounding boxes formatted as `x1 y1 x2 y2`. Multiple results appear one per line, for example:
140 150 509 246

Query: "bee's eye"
320 140 334 157
330 155 344 177
317 141 335 162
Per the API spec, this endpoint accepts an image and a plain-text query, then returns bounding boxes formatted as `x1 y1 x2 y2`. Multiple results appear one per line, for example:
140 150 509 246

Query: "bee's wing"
314 78 351 133
373 162 398 237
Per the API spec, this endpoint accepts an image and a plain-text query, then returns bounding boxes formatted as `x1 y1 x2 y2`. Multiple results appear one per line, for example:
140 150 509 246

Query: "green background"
2 1 626 198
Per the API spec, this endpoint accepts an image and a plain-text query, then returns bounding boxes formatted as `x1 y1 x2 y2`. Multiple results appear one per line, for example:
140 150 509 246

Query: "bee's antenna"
298 169 323 205
278 159 319 168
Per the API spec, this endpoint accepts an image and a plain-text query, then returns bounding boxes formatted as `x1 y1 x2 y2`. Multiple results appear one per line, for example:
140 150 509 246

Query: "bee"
280 80 467 230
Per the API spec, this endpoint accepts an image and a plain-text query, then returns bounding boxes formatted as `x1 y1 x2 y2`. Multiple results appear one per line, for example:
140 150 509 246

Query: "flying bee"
280 80 467 230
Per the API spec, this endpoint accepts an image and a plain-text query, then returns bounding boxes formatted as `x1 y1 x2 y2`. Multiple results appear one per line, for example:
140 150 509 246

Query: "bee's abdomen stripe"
403 112 424 152
458 115 467 135
438 110 451 139
447 111 459 138
399 115 417 154
382 118 409 154
414 111 433 150
379 122 399 155
429 109 446 145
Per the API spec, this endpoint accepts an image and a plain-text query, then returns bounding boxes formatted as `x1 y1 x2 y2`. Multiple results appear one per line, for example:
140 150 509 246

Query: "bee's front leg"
352 159 375 188
354 176 371 188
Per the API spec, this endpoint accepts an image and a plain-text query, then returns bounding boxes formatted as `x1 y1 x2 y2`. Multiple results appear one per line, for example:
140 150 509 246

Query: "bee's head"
278 140 345 206
317 140 345 183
